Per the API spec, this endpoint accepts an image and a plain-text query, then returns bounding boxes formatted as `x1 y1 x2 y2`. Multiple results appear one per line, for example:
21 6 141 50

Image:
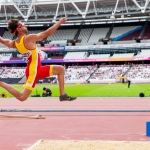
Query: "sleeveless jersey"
15 36 41 66
14 36 52 91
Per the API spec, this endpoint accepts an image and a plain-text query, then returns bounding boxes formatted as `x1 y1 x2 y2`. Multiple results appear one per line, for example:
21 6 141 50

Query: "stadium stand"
27 30 44 34
127 64 150 83
10 57 23 60
2 31 14 40
51 56 64 59
0 61 150 84
0 23 149 47
111 53 134 58
89 66 121 83
47 29 78 41
63 52 87 59
78 28 93 43
0 67 25 78
119 29 141 41
142 25 150 39
49 40 67 46
110 26 142 41
88 64 150 84
88 54 110 59
65 65 97 83
1 21 150 85
88 28 109 43
0 53 12 60
134 49 150 58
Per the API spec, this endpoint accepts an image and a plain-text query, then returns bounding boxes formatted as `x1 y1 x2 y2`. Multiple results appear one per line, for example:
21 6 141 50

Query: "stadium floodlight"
141 9 145 13
82 14 86 19
121 15 124 18
24 18 28 22
52 19 56 23
52 16 56 23
116 10 121 12
110 15 115 19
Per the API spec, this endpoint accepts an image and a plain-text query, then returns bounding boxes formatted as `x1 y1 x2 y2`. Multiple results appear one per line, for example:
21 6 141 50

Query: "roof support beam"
25 0 34 21
132 0 150 13
142 0 150 13
69 0 83 16
11 0 35 21
4 4 8 20
1 0 150 24
132 0 141 9
124 0 128 13
82 0 91 19
92 0 98 16
63 3 67 18
69 0 91 19
111 0 120 18
33 4 37 19
11 0 25 19
0 0 2 12
53 0 60 22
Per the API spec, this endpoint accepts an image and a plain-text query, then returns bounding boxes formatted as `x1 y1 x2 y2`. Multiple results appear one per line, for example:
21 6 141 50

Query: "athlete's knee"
59 66 65 73
20 97 28 102
17 94 28 102
53 65 65 75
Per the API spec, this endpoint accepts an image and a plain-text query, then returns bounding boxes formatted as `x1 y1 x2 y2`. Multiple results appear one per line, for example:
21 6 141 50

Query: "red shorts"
23 65 53 91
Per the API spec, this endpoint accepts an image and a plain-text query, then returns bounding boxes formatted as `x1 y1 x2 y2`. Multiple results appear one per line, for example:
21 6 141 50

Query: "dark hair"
43 87 46 90
7 19 19 36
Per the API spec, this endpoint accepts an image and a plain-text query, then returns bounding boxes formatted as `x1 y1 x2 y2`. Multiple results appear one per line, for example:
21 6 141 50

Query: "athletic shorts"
23 65 53 91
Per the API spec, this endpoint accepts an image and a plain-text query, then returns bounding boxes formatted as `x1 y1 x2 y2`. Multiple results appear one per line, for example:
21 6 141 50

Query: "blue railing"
113 26 143 41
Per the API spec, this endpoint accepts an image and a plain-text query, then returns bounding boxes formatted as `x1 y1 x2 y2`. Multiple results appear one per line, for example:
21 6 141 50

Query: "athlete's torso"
15 36 42 66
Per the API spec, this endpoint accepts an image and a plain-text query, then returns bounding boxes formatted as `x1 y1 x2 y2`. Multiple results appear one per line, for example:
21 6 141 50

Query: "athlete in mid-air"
0 17 77 102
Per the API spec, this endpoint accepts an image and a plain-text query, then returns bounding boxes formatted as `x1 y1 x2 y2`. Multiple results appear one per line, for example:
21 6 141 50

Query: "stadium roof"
0 0 150 26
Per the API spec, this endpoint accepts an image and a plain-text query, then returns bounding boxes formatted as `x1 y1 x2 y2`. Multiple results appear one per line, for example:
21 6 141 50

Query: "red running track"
0 97 150 150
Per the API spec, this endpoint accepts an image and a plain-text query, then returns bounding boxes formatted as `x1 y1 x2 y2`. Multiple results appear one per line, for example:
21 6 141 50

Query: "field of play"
1 83 150 98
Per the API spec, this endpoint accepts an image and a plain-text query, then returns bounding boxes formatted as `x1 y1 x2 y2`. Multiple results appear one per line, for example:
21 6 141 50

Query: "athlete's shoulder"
26 34 37 39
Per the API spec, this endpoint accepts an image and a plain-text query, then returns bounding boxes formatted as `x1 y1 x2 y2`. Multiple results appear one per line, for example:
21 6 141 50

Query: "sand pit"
29 140 150 150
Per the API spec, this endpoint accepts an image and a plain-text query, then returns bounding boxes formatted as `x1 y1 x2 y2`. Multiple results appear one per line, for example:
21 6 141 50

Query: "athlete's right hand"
59 17 67 24
0 36 2 42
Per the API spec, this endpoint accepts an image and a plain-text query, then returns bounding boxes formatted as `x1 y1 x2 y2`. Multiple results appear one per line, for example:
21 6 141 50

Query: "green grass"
1 83 150 97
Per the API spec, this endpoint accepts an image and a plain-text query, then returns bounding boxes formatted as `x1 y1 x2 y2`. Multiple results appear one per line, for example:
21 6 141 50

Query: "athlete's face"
17 22 28 34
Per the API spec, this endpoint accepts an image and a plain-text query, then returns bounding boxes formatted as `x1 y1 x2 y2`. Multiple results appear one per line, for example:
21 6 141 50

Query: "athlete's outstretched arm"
27 17 67 42
0 37 15 48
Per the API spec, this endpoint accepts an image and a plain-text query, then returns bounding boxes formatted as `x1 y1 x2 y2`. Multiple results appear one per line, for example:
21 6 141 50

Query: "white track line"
27 140 42 150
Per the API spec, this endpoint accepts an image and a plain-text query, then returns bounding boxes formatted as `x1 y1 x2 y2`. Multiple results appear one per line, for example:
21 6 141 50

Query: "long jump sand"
28 140 150 150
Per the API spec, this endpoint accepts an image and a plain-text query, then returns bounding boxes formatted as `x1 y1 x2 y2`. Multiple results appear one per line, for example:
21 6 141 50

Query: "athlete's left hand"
59 17 67 24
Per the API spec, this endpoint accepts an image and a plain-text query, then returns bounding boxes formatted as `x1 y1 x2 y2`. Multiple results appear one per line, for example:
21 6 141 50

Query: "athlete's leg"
52 65 65 96
52 65 77 100
39 65 77 101
0 81 32 101
0 64 37 101
39 65 65 96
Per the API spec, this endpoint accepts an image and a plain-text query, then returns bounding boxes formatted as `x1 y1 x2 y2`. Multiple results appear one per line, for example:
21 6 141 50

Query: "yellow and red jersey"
15 36 53 91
